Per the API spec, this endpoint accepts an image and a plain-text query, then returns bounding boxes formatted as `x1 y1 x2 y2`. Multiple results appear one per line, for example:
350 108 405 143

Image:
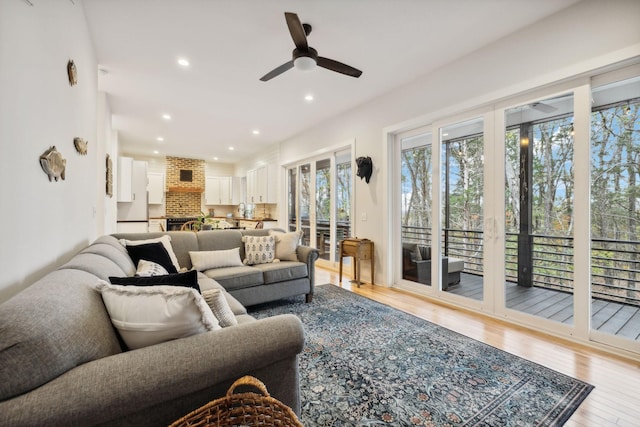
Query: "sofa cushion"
97 282 219 350
204 266 264 291
196 230 244 253
196 272 247 315
111 232 199 271
243 235 275 265
135 259 169 276
190 248 244 270
269 230 303 261
253 261 308 285
81 240 136 276
58 252 131 280
0 270 122 401
125 243 179 274
108 269 201 293
202 289 238 327
119 235 181 272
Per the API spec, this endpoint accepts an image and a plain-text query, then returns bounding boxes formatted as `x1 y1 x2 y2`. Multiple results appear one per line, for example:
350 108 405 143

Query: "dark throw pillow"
109 269 200 293
125 242 178 274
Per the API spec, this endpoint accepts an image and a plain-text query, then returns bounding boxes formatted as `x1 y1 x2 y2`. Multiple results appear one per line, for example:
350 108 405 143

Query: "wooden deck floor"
444 273 640 341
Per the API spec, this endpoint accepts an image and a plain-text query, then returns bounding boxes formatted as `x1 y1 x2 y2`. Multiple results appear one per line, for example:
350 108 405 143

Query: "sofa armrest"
296 245 319 297
0 314 304 427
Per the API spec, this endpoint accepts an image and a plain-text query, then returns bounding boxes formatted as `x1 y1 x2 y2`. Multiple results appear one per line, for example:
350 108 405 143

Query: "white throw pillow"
269 230 303 261
189 248 244 271
243 235 275 265
136 259 169 277
201 289 238 327
120 235 181 272
96 281 220 350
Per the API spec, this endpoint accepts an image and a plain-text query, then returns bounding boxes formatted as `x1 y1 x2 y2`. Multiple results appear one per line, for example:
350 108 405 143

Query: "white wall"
0 0 106 302
276 0 640 285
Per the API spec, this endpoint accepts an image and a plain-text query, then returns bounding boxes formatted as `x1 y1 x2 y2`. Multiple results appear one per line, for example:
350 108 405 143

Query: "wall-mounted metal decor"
73 137 88 155
106 154 113 197
40 146 66 182
67 60 77 86
356 156 373 184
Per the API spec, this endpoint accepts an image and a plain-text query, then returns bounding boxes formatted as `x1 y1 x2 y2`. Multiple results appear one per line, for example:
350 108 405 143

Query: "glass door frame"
390 67 640 356
283 142 354 269
491 82 591 341
393 109 494 312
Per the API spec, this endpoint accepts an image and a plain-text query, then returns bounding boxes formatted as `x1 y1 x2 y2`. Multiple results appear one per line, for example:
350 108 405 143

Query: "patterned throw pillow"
136 259 169 277
201 289 238 327
243 235 275 265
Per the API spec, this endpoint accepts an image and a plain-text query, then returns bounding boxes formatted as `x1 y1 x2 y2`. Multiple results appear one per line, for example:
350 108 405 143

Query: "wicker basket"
169 376 304 427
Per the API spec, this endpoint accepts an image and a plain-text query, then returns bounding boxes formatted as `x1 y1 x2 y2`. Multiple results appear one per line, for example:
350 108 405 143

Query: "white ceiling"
83 0 581 164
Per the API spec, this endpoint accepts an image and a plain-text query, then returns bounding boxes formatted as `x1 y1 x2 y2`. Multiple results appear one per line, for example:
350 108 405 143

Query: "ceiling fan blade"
260 61 294 81
317 57 362 78
285 12 308 51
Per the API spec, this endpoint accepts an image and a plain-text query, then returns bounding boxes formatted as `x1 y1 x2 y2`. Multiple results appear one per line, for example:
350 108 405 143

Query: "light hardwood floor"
315 266 640 427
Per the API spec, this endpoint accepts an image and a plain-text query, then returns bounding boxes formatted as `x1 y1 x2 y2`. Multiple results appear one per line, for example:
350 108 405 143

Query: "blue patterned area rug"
250 284 593 427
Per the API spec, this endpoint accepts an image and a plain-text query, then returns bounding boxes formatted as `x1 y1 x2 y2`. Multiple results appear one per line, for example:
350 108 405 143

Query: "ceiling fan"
260 12 363 82
529 102 557 113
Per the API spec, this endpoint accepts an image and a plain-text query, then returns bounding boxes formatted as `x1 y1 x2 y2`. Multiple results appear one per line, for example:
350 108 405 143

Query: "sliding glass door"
503 93 575 323
590 75 640 345
398 117 485 303
393 67 640 353
286 148 353 266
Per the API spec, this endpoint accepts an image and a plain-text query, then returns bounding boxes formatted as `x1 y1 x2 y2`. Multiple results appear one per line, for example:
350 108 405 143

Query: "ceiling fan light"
294 56 316 71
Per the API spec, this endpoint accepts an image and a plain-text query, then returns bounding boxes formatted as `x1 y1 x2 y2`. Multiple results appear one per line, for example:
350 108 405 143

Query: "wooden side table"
339 238 374 287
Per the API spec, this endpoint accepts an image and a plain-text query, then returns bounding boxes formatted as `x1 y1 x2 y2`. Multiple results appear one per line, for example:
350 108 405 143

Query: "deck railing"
401 225 640 307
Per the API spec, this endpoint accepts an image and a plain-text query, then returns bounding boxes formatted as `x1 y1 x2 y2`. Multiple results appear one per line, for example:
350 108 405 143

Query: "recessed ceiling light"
153 150 159 154
156 137 164 142
252 130 260 135
162 114 171 120
228 146 234 151
177 58 190 67
213 156 219 161
304 94 314 102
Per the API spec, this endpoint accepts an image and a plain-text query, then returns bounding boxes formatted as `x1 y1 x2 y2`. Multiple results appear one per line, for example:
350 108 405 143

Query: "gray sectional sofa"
112 228 319 306
0 228 317 426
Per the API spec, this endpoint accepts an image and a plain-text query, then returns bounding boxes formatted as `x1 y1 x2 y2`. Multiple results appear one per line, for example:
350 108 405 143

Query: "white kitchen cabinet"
246 165 275 204
205 176 240 205
246 170 257 203
117 156 134 202
147 172 165 204
117 160 148 222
